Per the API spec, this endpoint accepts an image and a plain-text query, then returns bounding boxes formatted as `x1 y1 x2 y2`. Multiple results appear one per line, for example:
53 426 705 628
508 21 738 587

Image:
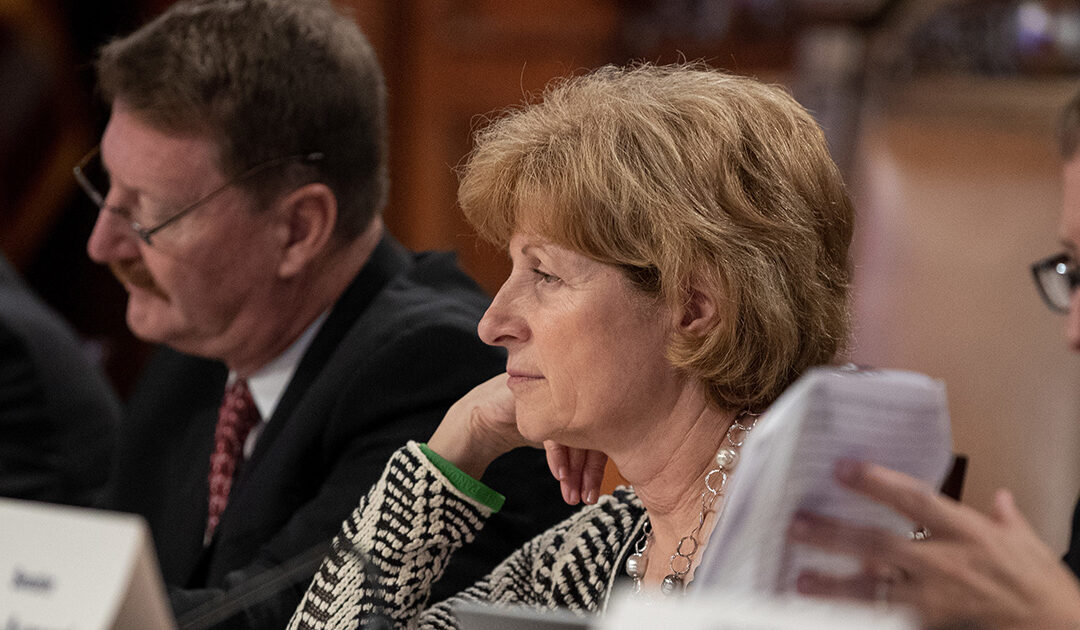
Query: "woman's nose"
478 280 528 347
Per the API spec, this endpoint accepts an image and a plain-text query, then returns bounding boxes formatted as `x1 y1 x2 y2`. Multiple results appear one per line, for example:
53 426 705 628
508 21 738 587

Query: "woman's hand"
427 373 607 505
788 460 1080 630
427 374 526 479
544 442 607 505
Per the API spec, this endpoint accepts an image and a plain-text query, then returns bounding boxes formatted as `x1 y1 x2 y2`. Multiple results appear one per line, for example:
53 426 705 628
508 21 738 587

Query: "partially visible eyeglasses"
1031 252 1080 314
73 146 324 246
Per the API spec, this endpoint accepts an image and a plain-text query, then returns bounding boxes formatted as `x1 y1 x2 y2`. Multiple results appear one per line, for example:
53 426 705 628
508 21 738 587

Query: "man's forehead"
101 106 225 191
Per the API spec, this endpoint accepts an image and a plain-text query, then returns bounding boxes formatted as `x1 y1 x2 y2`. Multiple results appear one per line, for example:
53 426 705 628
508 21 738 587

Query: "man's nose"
86 208 140 264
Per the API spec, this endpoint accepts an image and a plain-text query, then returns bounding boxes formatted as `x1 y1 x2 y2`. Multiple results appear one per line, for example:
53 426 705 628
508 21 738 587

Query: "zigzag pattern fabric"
289 441 646 630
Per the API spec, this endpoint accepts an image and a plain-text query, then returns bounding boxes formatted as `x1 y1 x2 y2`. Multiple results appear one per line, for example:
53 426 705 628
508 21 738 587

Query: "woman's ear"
274 182 337 278
676 284 720 335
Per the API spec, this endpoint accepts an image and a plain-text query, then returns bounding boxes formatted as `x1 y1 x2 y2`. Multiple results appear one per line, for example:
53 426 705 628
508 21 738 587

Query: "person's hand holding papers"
790 459 1080 629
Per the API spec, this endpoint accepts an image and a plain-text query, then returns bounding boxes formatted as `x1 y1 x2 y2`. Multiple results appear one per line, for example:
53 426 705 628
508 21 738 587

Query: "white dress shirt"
227 311 329 459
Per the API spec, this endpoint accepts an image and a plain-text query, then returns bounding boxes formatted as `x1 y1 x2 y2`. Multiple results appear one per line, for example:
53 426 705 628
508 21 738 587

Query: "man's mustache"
110 260 168 299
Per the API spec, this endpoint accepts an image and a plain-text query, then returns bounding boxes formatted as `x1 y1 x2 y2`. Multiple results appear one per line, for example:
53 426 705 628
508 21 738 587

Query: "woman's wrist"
427 405 503 479
418 443 505 512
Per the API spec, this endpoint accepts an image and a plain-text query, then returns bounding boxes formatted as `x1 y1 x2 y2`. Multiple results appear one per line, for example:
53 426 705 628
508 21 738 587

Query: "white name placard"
0 498 176 630
602 589 917 630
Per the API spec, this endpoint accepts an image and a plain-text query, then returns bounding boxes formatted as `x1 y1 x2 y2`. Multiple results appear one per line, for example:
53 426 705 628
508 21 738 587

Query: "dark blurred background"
4 0 1080 550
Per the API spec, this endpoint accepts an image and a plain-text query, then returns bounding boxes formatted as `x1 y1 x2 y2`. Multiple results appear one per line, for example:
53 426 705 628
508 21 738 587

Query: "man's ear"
274 183 337 278
675 284 720 336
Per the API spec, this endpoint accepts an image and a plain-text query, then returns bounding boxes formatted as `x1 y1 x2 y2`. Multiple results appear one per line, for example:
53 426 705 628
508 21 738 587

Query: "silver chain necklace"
625 410 758 595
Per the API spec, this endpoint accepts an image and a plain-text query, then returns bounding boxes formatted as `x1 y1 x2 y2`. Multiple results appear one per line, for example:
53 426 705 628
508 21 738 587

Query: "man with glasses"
789 89 1080 628
81 1 572 627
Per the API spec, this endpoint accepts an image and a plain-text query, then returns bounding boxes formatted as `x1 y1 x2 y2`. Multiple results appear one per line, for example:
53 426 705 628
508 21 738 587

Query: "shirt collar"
230 310 329 421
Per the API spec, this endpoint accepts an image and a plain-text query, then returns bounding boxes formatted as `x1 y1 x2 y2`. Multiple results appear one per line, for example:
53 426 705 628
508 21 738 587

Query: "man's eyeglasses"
73 146 324 246
1031 252 1080 314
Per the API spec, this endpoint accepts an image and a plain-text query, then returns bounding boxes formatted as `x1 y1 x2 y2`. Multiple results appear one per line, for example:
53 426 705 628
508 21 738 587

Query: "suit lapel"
146 352 227 586
235 235 412 481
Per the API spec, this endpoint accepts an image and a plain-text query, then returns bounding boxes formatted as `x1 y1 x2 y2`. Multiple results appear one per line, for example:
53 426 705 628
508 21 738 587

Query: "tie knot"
220 379 260 433
213 379 261 459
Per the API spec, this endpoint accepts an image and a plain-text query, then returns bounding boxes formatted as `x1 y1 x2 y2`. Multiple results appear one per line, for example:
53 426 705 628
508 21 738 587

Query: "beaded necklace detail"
625 410 758 595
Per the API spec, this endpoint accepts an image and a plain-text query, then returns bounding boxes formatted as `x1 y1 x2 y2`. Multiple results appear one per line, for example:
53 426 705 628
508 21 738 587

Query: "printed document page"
692 366 952 597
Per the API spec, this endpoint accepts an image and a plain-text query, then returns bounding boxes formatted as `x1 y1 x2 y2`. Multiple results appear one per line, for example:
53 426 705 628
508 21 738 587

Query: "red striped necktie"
205 379 261 544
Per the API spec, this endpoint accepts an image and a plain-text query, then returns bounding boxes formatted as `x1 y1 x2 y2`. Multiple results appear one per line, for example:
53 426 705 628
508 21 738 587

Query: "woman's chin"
516 422 549 445
516 415 592 451
515 411 561 446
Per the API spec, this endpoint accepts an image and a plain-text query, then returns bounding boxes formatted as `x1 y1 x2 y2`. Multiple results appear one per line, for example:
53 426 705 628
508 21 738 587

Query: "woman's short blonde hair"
458 63 853 411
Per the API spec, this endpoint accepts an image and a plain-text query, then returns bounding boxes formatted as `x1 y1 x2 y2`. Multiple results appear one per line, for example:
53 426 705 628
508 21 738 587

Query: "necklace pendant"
625 553 647 579
715 446 739 470
660 574 683 595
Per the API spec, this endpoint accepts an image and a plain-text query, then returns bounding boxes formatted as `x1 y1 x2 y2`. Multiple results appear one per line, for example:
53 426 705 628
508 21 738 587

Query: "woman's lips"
506 370 543 388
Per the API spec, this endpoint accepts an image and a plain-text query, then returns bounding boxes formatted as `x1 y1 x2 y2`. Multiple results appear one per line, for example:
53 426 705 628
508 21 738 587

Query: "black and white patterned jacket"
288 441 647 629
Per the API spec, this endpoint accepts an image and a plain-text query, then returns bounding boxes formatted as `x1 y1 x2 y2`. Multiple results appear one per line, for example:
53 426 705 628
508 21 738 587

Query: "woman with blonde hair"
289 62 853 629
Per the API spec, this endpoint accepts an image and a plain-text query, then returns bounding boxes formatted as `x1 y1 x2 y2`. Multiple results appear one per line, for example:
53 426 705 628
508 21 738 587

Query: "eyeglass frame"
73 146 325 246
1031 251 1080 314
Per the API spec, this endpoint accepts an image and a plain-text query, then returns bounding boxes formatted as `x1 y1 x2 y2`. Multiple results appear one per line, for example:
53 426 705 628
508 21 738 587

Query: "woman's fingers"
989 488 1042 540
833 459 975 540
544 443 608 505
563 447 586 505
545 441 567 482
580 449 607 505
544 442 577 504
796 569 880 602
789 510 920 575
795 462 1080 628
789 510 890 554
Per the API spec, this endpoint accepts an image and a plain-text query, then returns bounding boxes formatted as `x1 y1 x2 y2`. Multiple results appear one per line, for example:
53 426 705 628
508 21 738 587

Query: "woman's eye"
533 269 559 284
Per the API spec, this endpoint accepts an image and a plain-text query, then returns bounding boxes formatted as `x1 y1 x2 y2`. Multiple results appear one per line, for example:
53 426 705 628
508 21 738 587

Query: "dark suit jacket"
0 253 119 506
104 236 574 628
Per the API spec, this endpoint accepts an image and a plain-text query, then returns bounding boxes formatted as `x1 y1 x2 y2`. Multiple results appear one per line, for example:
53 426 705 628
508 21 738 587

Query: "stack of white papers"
692 366 952 596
